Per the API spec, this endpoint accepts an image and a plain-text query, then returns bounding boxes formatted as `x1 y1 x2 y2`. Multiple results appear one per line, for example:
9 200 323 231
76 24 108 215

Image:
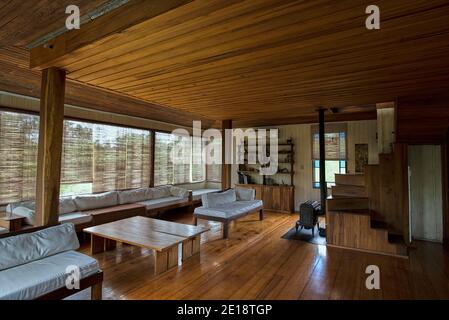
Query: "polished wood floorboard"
74 211 449 300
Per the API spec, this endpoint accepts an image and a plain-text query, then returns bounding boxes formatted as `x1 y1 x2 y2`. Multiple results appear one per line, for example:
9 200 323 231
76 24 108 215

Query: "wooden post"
35 68 66 227
222 120 232 190
150 130 156 187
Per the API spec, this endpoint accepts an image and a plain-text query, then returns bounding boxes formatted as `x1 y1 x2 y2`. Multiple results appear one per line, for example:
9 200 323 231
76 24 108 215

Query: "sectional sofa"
5 186 218 232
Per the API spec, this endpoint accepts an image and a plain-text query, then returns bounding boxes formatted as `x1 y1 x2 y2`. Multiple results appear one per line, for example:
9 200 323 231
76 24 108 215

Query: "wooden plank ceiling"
0 0 217 128
5 0 449 127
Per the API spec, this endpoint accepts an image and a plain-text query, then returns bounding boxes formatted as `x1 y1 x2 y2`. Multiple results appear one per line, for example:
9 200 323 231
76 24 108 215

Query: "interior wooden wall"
377 107 396 154
232 120 378 211
396 94 449 144
409 145 444 242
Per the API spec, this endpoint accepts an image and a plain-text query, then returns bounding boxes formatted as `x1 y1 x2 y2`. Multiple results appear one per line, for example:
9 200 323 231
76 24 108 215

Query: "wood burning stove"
296 200 322 236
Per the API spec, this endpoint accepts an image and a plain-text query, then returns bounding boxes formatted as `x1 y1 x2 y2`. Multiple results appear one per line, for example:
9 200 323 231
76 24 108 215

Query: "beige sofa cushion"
170 186 189 198
11 207 35 226
59 197 77 214
118 188 148 204
0 224 80 271
203 189 236 208
74 191 118 211
236 188 255 201
151 186 172 199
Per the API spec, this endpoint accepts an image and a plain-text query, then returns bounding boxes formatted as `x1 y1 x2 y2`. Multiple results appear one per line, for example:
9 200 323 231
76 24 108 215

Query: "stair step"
332 185 366 197
388 233 405 244
371 220 388 229
327 196 369 211
388 234 408 256
335 174 365 187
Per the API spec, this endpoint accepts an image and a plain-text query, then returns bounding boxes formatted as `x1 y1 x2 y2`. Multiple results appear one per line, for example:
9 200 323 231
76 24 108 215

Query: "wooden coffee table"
0 213 26 232
84 216 209 275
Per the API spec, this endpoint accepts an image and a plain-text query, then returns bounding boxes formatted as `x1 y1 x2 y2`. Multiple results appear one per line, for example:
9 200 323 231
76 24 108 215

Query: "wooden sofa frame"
194 207 264 239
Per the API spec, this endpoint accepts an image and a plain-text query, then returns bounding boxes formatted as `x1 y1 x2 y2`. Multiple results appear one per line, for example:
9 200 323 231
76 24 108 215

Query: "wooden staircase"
326 173 408 257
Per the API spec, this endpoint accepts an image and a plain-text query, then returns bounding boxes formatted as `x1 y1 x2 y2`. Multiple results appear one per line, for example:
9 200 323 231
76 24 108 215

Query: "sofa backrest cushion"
6 200 35 214
236 188 256 201
59 197 77 215
170 186 189 198
118 188 148 205
152 186 172 199
0 223 79 271
203 189 236 208
11 207 35 226
74 191 118 211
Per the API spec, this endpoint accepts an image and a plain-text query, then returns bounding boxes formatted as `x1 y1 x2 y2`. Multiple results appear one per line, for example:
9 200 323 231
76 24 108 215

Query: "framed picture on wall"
355 144 368 173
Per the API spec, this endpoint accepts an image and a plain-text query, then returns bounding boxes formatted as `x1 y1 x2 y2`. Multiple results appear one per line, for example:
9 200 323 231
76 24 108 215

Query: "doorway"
408 145 443 242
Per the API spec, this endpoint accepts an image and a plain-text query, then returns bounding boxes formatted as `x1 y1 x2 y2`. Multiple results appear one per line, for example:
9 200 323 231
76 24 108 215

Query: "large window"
312 124 347 189
154 132 205 186
0 110 153 204
0 109 210 204
61 120 152 196
0 110 39 205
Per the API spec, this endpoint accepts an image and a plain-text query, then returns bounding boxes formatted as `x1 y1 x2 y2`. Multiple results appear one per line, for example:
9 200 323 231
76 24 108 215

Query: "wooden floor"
74 211 449 300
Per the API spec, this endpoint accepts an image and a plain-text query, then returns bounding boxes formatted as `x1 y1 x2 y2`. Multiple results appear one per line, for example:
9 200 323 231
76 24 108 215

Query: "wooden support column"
35 68 66 227
222 120 232 190
150 130 156 187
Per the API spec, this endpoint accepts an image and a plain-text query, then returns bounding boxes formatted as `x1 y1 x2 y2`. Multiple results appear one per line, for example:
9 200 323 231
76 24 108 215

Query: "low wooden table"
84 216 209 275
0 213 26 232
142 217 210 261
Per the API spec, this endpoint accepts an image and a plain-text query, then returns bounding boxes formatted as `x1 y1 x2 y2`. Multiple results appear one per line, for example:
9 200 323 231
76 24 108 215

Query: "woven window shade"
62 120 93 184
154 132 174 186
154 132 206 185
311 123 347 160
92 124 151 192
206 137 222 182
173 134 191 184
125 128 151 189
191 136 205 182
0 111 39 205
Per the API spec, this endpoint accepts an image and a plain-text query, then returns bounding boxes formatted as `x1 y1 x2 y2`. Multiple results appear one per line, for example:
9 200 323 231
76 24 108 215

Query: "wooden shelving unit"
237 139 295 213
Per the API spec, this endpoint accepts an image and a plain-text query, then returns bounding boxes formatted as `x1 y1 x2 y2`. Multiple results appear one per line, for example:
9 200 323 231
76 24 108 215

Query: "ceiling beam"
30 0 192 70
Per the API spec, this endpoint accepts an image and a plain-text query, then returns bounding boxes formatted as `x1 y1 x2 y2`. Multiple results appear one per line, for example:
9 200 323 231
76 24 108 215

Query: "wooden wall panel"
377 108 395 154
232 120 378 210
365 165 381 221
409 145 444 242
326 211 407 256
396 94 449 144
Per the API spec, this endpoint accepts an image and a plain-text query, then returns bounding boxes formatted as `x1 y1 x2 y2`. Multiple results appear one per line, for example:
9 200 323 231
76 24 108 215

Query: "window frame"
311 125 348 189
